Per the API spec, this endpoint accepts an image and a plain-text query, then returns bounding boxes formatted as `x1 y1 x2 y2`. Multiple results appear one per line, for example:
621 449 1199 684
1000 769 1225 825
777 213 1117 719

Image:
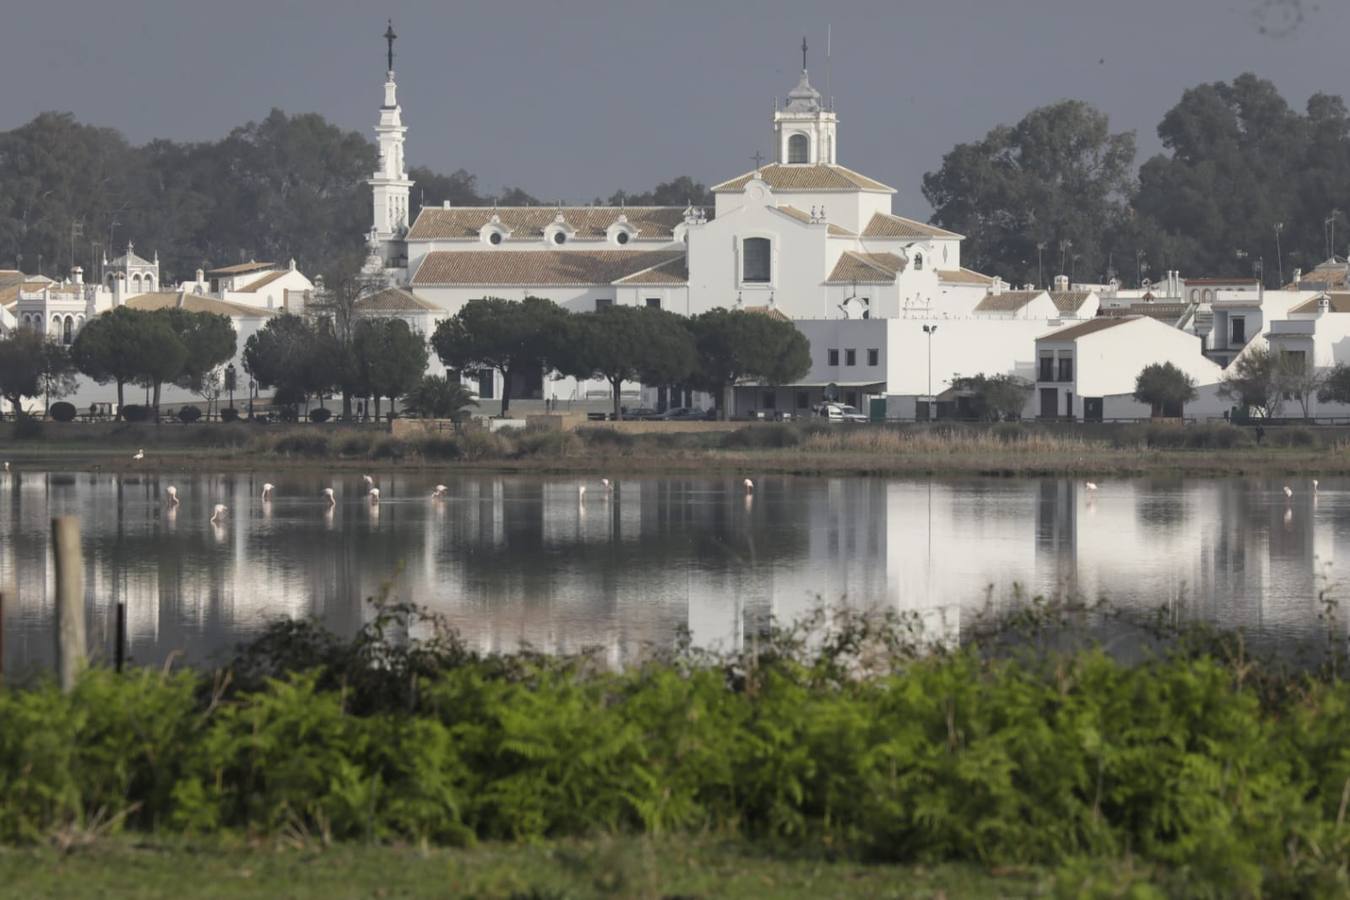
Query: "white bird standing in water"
743 478 754 494
1313 479 1320 493
2 461 8 472
432 484 448 498
132 449 145 461
261 483 274 501
600 478 611 490
368 487 380 503
210 503 228 523
362 474 375 489
322 487 336 507
1284 485 1294 499
1084 482 1098 491
578 485 587 502
165 485 179 506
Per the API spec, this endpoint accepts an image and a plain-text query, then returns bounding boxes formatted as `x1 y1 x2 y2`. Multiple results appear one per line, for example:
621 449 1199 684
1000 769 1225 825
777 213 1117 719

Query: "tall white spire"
368 19 413 268
774 36 837 165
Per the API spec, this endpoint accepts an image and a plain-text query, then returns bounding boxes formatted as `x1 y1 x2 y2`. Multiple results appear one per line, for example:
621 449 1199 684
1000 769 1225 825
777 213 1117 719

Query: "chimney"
288 258 296 272
71 266 83 285
990 277 1005 296
1053 274 1069 292
1318 294 1330 316
1293 268 1303 286
195 268 204 284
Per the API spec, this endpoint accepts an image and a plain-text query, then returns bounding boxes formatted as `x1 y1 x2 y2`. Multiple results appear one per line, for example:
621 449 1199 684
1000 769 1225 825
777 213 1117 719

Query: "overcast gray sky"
2 0 1341 213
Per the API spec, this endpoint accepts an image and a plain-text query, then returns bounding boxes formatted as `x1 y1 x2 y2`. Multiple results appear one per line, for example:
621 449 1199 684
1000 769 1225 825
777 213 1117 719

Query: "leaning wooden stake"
52 516 86 692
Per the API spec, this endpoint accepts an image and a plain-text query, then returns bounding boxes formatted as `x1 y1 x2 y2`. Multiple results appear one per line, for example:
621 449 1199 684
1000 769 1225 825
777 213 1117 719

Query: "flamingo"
432 484 448 498
210 503 228 523
165 485 179 506
600 478 611 490
261 483 274 501
578 485 587 501
1284 485 1294 499
132 449 145 461
1084 482 1098 491
1313 479 1320 493
368 487 380 503
322 487 336 507
743 478 754 494
2 461 8 472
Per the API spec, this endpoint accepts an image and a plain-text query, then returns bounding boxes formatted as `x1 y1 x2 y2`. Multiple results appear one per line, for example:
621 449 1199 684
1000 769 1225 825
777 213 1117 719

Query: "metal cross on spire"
384 19 397 72
801 35 808 71
751 150 765 171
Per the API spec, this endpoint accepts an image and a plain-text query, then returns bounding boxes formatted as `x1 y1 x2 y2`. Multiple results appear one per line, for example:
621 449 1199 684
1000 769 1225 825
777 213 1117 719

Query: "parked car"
658 406 716 421
624 407 660 420
815 403 868 424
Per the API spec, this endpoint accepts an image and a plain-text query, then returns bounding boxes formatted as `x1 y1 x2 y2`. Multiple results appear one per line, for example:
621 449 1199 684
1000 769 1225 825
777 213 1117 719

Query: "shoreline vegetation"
3 419 1350 477
1 599 1348 897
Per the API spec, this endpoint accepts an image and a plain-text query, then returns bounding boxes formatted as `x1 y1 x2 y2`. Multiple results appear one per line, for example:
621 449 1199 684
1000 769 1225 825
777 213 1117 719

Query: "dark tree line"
0 110 714 287
924 73 1350 288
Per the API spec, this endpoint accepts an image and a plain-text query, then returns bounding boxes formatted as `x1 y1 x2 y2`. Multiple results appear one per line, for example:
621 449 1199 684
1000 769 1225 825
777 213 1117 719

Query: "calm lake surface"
2 470 1347 674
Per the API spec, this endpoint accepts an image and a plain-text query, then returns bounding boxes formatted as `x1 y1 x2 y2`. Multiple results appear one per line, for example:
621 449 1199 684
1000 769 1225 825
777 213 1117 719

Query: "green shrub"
176 406 202 424
309 408 332 424
371 437 409 460
337 433 375 457
416 436 462 460
1273 426 1317 448
12 412 43 439
220 407 240 423
721 424 802 450
270 432 331 457
1182 424 1253 449
48 402 76 422
576 427 636 449
454 430 508 460
120 404 150 423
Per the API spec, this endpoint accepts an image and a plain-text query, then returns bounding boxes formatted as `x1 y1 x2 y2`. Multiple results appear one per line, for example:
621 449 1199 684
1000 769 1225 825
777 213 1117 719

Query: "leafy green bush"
1273 426 1317 448
371 437 409 460
120 404 149 423
337 433 374 457
220 407 240 423
48 402 76 422
720 424 802 449
309 408 332 424
176 405 202 424
270 433 331 457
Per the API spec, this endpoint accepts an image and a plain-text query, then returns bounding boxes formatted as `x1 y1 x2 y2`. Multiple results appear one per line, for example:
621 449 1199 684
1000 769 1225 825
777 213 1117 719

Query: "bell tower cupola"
368 19 414 267
774 37 837 165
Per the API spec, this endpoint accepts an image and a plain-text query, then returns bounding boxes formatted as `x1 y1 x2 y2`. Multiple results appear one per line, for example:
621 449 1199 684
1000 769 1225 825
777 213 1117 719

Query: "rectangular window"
595 298 613 311
645 297 661 309
796 391 809 410
1038 354 1055 382
477 370 494 400
762 392 776 409
1231 316 1246 345
828 349 839 366
742 237 771 283
867 348 879 366
845 349 857 366
1058 356 1074 382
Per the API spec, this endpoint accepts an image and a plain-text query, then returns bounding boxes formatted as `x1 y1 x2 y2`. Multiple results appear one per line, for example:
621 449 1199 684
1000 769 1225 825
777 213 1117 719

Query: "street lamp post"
922 324 938 418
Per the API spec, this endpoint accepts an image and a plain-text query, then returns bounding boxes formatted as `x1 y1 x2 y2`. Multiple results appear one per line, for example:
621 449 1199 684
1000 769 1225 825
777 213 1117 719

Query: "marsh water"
1 469 1347 674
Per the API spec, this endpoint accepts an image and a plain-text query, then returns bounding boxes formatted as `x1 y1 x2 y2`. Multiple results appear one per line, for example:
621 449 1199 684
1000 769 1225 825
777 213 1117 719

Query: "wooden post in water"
114 600 126 674
52 516 86 692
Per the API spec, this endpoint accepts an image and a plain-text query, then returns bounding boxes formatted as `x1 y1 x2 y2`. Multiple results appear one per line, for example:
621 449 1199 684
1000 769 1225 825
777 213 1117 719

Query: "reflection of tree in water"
1134 480 1188 531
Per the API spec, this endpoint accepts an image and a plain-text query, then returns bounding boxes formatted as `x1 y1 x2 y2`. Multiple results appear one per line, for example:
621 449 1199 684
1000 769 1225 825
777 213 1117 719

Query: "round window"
553 232 566 245
616 231 629 245
489 232 502 245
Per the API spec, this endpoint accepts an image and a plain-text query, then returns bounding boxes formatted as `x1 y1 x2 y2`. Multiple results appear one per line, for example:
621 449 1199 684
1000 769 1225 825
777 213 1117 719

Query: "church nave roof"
713 164 894 194
412 249 687 287
826 251 908 284
405 206 698 242
861 212 963 240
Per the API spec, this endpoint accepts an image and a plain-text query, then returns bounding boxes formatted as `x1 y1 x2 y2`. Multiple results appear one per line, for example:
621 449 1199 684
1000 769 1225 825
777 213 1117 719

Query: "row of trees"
234 297 811 421
0 306 237 418
1219 346 1350 418
0 110 714 285
925 74 1350 287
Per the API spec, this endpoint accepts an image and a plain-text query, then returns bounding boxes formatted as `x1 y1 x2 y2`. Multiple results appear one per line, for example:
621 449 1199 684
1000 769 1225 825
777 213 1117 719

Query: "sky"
2 0 1344 214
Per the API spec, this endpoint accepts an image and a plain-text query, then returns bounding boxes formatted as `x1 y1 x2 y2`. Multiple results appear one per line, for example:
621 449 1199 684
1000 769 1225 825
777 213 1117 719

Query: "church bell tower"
774 37 837 166
368 20 414 270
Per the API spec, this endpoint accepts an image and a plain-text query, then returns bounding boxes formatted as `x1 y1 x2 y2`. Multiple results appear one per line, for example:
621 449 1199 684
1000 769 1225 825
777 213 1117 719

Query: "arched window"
1203 289 1213 301
1190 289 1199 301
131 274 142 293
62 316 73 345
742 237 771 283
913 252 924 271
787 133 809 164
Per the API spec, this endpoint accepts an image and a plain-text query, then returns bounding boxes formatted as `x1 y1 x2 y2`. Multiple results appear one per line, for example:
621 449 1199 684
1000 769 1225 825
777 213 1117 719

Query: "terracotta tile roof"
405 206 697 241
742 305 790 322
411 249 687 286
826 251 907 284
1290 292 1350 314
1290 269 1350 289
712 164 895 194
207 260 275 276
861 212 963 239
613 255 689 285
107 249 155 268
124 291 277 318
235 270 287 293
937 267 994 285
1099 302 1186 321
1048 290 1094 313
775 204 812 223
1039 316 1137 342
354 287 440 313
827 223 855 236
974 290 1045 312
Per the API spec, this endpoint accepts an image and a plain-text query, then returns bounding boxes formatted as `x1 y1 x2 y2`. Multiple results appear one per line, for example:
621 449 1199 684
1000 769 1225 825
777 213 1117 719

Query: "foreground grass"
0 836 1062 899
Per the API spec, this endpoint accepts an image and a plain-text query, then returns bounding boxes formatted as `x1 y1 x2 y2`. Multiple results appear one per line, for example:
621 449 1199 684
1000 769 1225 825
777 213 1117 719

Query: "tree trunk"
116 379 124 413
374 396 382 419
499 367 512 418
152 381 162 424
720 384 733 421
612 376 623 421
342 391 352 419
